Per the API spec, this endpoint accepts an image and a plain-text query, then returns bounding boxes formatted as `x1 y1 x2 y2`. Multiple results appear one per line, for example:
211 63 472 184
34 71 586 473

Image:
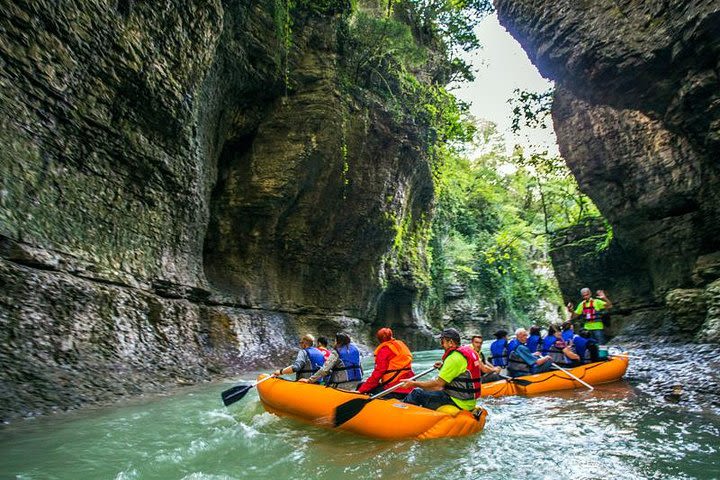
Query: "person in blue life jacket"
561 321 575 343
527 325 542 353
401 328 482 411
490 330 509 367
299 332 363 390
273 334 326 380
507 335 520 355
568 329 600 365
507 328 554 377
544 324 581 366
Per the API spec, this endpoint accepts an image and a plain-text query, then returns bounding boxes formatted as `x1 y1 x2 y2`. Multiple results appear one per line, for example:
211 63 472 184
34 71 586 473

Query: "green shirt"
574 298 607 330
438 351 477 411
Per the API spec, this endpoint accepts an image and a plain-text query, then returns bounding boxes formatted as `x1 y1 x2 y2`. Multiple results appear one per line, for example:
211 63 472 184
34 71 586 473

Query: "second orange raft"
256 375 487 440
481 355 630 397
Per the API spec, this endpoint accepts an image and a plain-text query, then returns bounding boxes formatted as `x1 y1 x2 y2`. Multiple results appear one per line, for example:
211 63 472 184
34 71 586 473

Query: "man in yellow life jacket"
567 287 613 344
401 328 482 411
357 327 414 399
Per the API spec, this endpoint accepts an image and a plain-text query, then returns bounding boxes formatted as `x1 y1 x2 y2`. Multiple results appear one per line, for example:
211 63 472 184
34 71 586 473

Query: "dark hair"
493 330 507 339
335 332 351 347
561 321 573 331
578 329 590 339
529 326 541 336
547 324 559 336
471 335 483 342
317 336 328 347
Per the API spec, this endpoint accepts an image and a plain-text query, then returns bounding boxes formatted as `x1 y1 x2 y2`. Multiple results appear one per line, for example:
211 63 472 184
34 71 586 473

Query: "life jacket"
561 329 574 343
507 346 532 375
374 339 413 387
570 335 590 361
527 334 541 353
317 346 331 360
441 345 482 400
295 347 326 380
490 338 508 367
541 335 555 356
548 338 567 364
582 299 604 330
330 343 363 384
507 338 520 354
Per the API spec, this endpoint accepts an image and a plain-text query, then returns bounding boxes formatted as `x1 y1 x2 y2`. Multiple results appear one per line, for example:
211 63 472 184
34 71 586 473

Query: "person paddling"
507 328 553 377
489 330 509 368
470 334 503 383
356 328 414 399
299 332 363 390
273 334 326 380
401 328 481 411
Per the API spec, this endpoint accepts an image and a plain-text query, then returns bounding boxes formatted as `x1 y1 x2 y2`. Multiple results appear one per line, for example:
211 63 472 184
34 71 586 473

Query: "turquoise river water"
1 347 719 480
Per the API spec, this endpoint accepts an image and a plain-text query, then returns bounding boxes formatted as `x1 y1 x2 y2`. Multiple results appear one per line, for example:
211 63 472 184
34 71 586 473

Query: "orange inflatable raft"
256 375 487 440
481 355 629 397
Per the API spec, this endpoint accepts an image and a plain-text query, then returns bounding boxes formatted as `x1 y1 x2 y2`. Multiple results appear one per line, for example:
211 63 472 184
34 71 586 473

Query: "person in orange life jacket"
543 325 580 365
356 327 415 399
316 336 332 360
567 287 612 344
489 330 509 367
272 334 326 380
561 321 575 343
527 325 542 353
401 328 482 411
507 328 554 377
299 332 363 390
470 334 503 383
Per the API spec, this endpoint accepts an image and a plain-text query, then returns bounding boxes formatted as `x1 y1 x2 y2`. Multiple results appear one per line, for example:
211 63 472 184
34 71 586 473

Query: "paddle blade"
333 398 371 427
221 385 253 407
509 377 532 387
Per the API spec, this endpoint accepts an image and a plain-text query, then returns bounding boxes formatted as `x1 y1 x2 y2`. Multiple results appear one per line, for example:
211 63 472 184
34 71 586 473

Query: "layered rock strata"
0 2 434 421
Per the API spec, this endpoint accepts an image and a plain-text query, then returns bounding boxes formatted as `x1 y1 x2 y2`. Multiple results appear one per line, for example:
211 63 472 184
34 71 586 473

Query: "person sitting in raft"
316 336 332 360
507 328 553 377
356 327 415 399
507 334 520 355
401 328 482 411
299 332 363 390
470 334 503 383
568 329 600 365
567 287 612 344
544 324 581 366
489 330 509 368
272 334 326 380
561 321 575 343
541 324 559 355
527 325 542 353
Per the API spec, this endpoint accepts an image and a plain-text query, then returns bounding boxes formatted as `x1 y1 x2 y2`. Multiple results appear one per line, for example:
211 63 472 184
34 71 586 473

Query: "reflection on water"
1 347 719 479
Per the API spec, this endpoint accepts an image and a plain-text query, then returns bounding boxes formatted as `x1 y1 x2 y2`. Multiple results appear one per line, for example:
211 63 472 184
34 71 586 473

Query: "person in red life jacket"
470 334 502 383
567 287 613 344
401 328 482 411
316 336 332 360
272 334 326 380
356 327 415 399
299 332 363 390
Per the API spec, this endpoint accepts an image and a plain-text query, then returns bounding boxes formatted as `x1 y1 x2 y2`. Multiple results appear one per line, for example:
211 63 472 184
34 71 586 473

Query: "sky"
452 14 559 156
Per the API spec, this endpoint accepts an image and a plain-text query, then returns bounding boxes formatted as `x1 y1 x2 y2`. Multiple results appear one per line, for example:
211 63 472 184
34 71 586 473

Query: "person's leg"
402 388 453 409
533 361 553 373
590 329 606 344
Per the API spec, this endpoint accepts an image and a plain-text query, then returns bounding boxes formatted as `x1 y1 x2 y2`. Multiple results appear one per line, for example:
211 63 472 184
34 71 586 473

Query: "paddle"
551 363 594 391
333 366 437 427
221 374 275 407
497 373 532 387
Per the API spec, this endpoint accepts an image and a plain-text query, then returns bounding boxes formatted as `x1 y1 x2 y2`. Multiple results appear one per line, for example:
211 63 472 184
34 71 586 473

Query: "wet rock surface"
496 0 720 338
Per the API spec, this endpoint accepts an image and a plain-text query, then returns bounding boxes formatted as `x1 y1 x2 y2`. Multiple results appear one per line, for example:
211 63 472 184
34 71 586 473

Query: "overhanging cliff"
495 0 720 340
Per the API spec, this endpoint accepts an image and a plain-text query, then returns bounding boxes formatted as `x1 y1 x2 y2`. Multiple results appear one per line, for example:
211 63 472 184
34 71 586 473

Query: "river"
1 346 719 479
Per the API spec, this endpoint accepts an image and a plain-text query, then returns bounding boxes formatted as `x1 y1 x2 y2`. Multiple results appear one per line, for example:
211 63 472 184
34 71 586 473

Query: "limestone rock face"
0 2 434 420
497 0 720 337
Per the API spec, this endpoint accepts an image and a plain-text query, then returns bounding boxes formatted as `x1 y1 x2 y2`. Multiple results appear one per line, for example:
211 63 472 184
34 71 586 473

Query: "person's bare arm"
597 290 612 309
403 377 447 391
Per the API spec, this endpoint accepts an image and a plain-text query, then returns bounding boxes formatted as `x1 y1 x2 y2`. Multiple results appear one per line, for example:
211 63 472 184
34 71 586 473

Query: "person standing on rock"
567 287 612 344
356 327 415 399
